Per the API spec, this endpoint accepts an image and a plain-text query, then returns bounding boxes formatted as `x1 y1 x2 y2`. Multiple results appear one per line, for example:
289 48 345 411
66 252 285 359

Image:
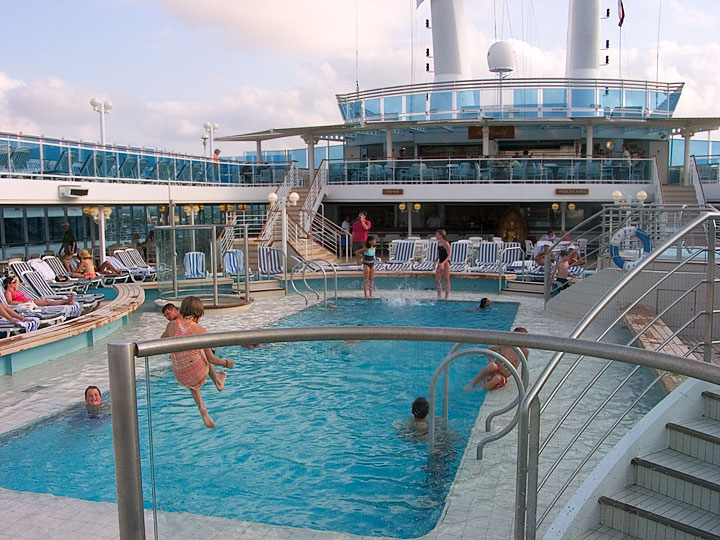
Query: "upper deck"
336 77 684 123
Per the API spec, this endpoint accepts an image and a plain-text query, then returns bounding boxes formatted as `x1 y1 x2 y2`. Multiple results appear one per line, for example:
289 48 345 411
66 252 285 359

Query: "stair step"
599 485 720 540
667 417 720 465
703 392 720 421
574 525 640 539
633 449 720 513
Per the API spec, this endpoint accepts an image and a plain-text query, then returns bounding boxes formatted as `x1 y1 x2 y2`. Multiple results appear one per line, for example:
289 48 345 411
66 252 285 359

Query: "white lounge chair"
449 240 471 272
383 240 416 271
223 249 250 277
258 246 284 278
413 242 438 271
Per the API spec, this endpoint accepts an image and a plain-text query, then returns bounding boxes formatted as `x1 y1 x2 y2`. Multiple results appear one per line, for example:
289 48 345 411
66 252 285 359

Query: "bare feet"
199 406 216 429
214 371 226 391
65 294 75 305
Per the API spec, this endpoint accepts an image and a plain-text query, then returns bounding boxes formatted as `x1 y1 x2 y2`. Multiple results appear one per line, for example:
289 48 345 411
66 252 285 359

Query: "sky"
1 0 719 155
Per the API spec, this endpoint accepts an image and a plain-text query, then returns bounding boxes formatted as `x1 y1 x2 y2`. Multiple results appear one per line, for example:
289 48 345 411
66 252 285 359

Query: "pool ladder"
290 258 339 307
427 343 528 457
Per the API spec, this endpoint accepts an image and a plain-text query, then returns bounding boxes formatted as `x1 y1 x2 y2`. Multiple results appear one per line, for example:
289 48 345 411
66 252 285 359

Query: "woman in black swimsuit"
435 229 451 299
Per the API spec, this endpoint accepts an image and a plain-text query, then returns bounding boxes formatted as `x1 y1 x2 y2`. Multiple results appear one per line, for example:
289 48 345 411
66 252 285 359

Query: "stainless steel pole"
108 341 145 540
244 225 250 302
705 219 716 363
211 225 219 307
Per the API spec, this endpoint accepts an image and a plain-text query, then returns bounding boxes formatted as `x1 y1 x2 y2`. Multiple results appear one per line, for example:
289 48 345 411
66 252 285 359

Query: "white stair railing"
300 160 328 231
258 162 299 245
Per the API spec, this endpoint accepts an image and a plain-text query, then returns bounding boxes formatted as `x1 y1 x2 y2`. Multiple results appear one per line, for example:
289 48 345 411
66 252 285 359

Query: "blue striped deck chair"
114 250 154 281
16 280 83 319
472 241 501 273
118 156 138 178
569 265 585 278
11 316 40 333
22 270 100 306
0 283 67 325
10 260 76 294
183 252 207 279
449 240 471 272
124 248 157 278
223 249 249 277
501 242 524 269
258 246 284 278
30 257 93 292
383 240 416 271
413 242 438 271
106 255 146 283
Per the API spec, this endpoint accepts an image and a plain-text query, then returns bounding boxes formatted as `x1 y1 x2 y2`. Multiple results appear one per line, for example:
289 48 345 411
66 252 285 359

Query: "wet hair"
3 276 18 288
412 397 429 420
479 297 491 309
161 303 177 314
179 296 204 320
513 327 528 333
365 235 375 248
436 229 447 240
84 385 101 400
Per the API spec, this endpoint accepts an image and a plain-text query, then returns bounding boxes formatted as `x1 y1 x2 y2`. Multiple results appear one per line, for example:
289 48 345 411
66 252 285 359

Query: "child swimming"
161 296 233 428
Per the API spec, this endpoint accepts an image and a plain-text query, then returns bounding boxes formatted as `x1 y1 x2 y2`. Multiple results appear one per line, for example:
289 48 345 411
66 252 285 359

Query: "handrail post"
244 224 250 302
108 341 145 540
705 218 716 363
515 400 530 540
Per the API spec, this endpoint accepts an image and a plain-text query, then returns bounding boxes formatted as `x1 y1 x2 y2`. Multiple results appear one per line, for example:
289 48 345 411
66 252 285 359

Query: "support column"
98 205 106 263
302 135 319 184
585 123 594 158
482 125 490 157
683 128 695 186
408 204 413 237
256 140 262 163
386 129 393 160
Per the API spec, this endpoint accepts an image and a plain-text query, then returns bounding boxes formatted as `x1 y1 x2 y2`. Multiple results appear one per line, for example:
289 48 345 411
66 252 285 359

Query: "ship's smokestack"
565 0 601 79
429 0 472 82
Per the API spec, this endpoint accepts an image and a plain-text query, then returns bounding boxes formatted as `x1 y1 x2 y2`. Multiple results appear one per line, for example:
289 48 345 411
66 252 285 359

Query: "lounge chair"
14 280 83 319
116 249 156 280
20 271 98 314
104 255 145 282
383 240 416 271
0 145 9 171
413 242 438 271
10 260 76 294
10 146 32 172
118 156 139 179
223 249 250 277
183 252 207 279
0 283 68 326
257 246 284 278
30 258 93 292
449 240 471 272
43 255 127 287
500 242 524 269
77 154 103 177
472 241 501 273
124 248 157 274
50 150 77 175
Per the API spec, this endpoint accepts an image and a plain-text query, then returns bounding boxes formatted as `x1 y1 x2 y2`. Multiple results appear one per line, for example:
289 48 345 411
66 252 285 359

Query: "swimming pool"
0 297 519 538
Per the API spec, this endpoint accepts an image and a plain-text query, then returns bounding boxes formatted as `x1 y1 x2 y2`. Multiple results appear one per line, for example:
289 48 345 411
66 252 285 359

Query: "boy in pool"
162 303 179 321
395 397 431 441
161 296 234 429
468 297 491 311
84 385 108 417
464 327 529 391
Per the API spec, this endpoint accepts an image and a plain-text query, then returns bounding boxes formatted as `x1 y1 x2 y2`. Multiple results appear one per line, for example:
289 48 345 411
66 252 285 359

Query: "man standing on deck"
352 211 371 254
60 222 76 256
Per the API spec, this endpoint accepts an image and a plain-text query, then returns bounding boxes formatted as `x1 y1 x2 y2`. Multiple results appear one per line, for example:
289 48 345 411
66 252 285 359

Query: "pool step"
573 390 720 540
248 279 285 298
502 279 544 295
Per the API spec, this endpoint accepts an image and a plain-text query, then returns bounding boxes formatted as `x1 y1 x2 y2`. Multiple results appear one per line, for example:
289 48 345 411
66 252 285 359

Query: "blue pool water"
0 298 519 538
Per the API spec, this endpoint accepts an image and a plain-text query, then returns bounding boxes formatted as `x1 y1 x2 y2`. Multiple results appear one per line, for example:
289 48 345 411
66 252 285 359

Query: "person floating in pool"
435 229 451 300
464 327 529 391
161 296 234 429
355 236 377 298
468 298 491 311
84 385 108 417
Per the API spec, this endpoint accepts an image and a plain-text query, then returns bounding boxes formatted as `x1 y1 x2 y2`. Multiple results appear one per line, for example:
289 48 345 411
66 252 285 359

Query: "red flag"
618 0 625 27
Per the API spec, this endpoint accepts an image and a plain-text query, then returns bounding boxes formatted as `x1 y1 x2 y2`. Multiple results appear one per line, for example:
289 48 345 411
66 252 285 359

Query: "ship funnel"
429 0 472 82
565 0 601 78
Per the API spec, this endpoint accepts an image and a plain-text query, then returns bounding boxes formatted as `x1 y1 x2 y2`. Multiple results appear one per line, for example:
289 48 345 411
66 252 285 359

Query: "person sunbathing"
72 249 120 278
3 276 75 307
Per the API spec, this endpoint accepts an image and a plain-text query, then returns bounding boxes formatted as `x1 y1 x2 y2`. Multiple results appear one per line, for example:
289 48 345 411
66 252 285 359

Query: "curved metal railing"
289 258 338 307
515 211 720 539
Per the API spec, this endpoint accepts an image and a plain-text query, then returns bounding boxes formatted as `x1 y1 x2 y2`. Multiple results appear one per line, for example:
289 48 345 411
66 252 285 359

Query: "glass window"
3 207 25 247
542 89 567 108
363 99 381 119
48 207 67 243
570 89 595 109
383 96 402 120
429 92 452 119
407 94 426 115
26 207 46 245
624 90 645 109
513 89 538 107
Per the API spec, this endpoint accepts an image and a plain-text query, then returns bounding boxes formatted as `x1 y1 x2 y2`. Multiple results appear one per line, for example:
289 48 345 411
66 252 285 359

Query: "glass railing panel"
41 141 74 175
457 90 480 118
406 93 426 120
599 89 622 113
0 138 10 172
623 90 645 117
174 158 190 183
383 96 402 120
429 92 453 120
569 88 596 117
363 98 381 120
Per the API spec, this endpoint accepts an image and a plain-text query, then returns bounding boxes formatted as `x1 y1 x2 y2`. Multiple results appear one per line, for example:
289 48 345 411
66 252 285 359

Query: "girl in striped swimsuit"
161 296 233 429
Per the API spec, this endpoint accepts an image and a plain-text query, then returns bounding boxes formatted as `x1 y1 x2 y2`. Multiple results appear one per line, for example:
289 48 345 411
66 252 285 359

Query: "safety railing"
326 157 656 185
336 77 683 122
515 211 720 539
302 210 351 261
300 160 329 230
694 155 720 184
0 131 291 186
289 258 338 307
258 162 299 244
107 324 710 540
691 156 708 206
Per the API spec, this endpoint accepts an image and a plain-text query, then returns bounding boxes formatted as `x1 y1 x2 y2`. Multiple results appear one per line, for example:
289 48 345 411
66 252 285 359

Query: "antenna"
355 0 359 92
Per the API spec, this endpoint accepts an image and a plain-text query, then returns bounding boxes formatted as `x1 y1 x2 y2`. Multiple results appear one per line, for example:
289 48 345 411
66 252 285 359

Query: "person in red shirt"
351 211 371 255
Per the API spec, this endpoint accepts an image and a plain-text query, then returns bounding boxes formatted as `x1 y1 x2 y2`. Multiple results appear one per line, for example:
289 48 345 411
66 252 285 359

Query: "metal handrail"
300 160 328 229
109 325 720 540
258 162 298 243
289 258 338 307
514 211 720 540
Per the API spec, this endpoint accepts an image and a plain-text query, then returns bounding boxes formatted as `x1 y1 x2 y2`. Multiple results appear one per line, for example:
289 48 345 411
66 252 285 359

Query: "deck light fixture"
203 122 219 156
413 203 422 212
398 203 407 212
636 190 648 203
103 207 112 219
611 190 623 203
551 203 559 211
90 98 112 145
568 203 576 211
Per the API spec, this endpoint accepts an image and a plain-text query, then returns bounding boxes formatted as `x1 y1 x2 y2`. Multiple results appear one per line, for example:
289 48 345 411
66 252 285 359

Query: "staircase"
661 184 699 206
575 390 720 539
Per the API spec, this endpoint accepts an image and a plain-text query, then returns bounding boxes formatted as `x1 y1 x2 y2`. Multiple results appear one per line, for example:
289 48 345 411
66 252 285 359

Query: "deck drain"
21 385 48 393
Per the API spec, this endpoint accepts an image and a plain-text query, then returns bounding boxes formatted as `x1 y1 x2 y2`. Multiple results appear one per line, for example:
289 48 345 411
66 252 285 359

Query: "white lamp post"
201 134 209 158
268 191 299 279
203 122 219 156
90 98 112 145
636 190 648 204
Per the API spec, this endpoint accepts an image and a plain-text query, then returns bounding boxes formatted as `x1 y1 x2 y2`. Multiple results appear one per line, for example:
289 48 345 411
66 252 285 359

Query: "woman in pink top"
161 296 234 429
3 276 75 307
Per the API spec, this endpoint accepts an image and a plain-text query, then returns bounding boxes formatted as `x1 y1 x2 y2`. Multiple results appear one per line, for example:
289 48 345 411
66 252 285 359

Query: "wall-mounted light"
413 203 422 212
89 207 100 219
103 207 112 219
568 203 576 211
83 207 91 215
183 204 192 215
159 205 166 212
398 203 407 212
192 204 200 213
551 203 559 211
636 190 648 203
267 192 279 204
611 190 623 203
238 204 247 211
288 192 300 206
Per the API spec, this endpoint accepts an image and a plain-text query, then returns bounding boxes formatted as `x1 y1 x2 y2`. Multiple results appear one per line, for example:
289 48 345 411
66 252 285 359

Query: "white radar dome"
487 41 516 73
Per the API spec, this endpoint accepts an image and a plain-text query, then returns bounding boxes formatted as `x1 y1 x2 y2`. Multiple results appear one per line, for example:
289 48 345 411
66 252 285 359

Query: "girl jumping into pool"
161 296 234 429
435 229 451 300
355 235 377 298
